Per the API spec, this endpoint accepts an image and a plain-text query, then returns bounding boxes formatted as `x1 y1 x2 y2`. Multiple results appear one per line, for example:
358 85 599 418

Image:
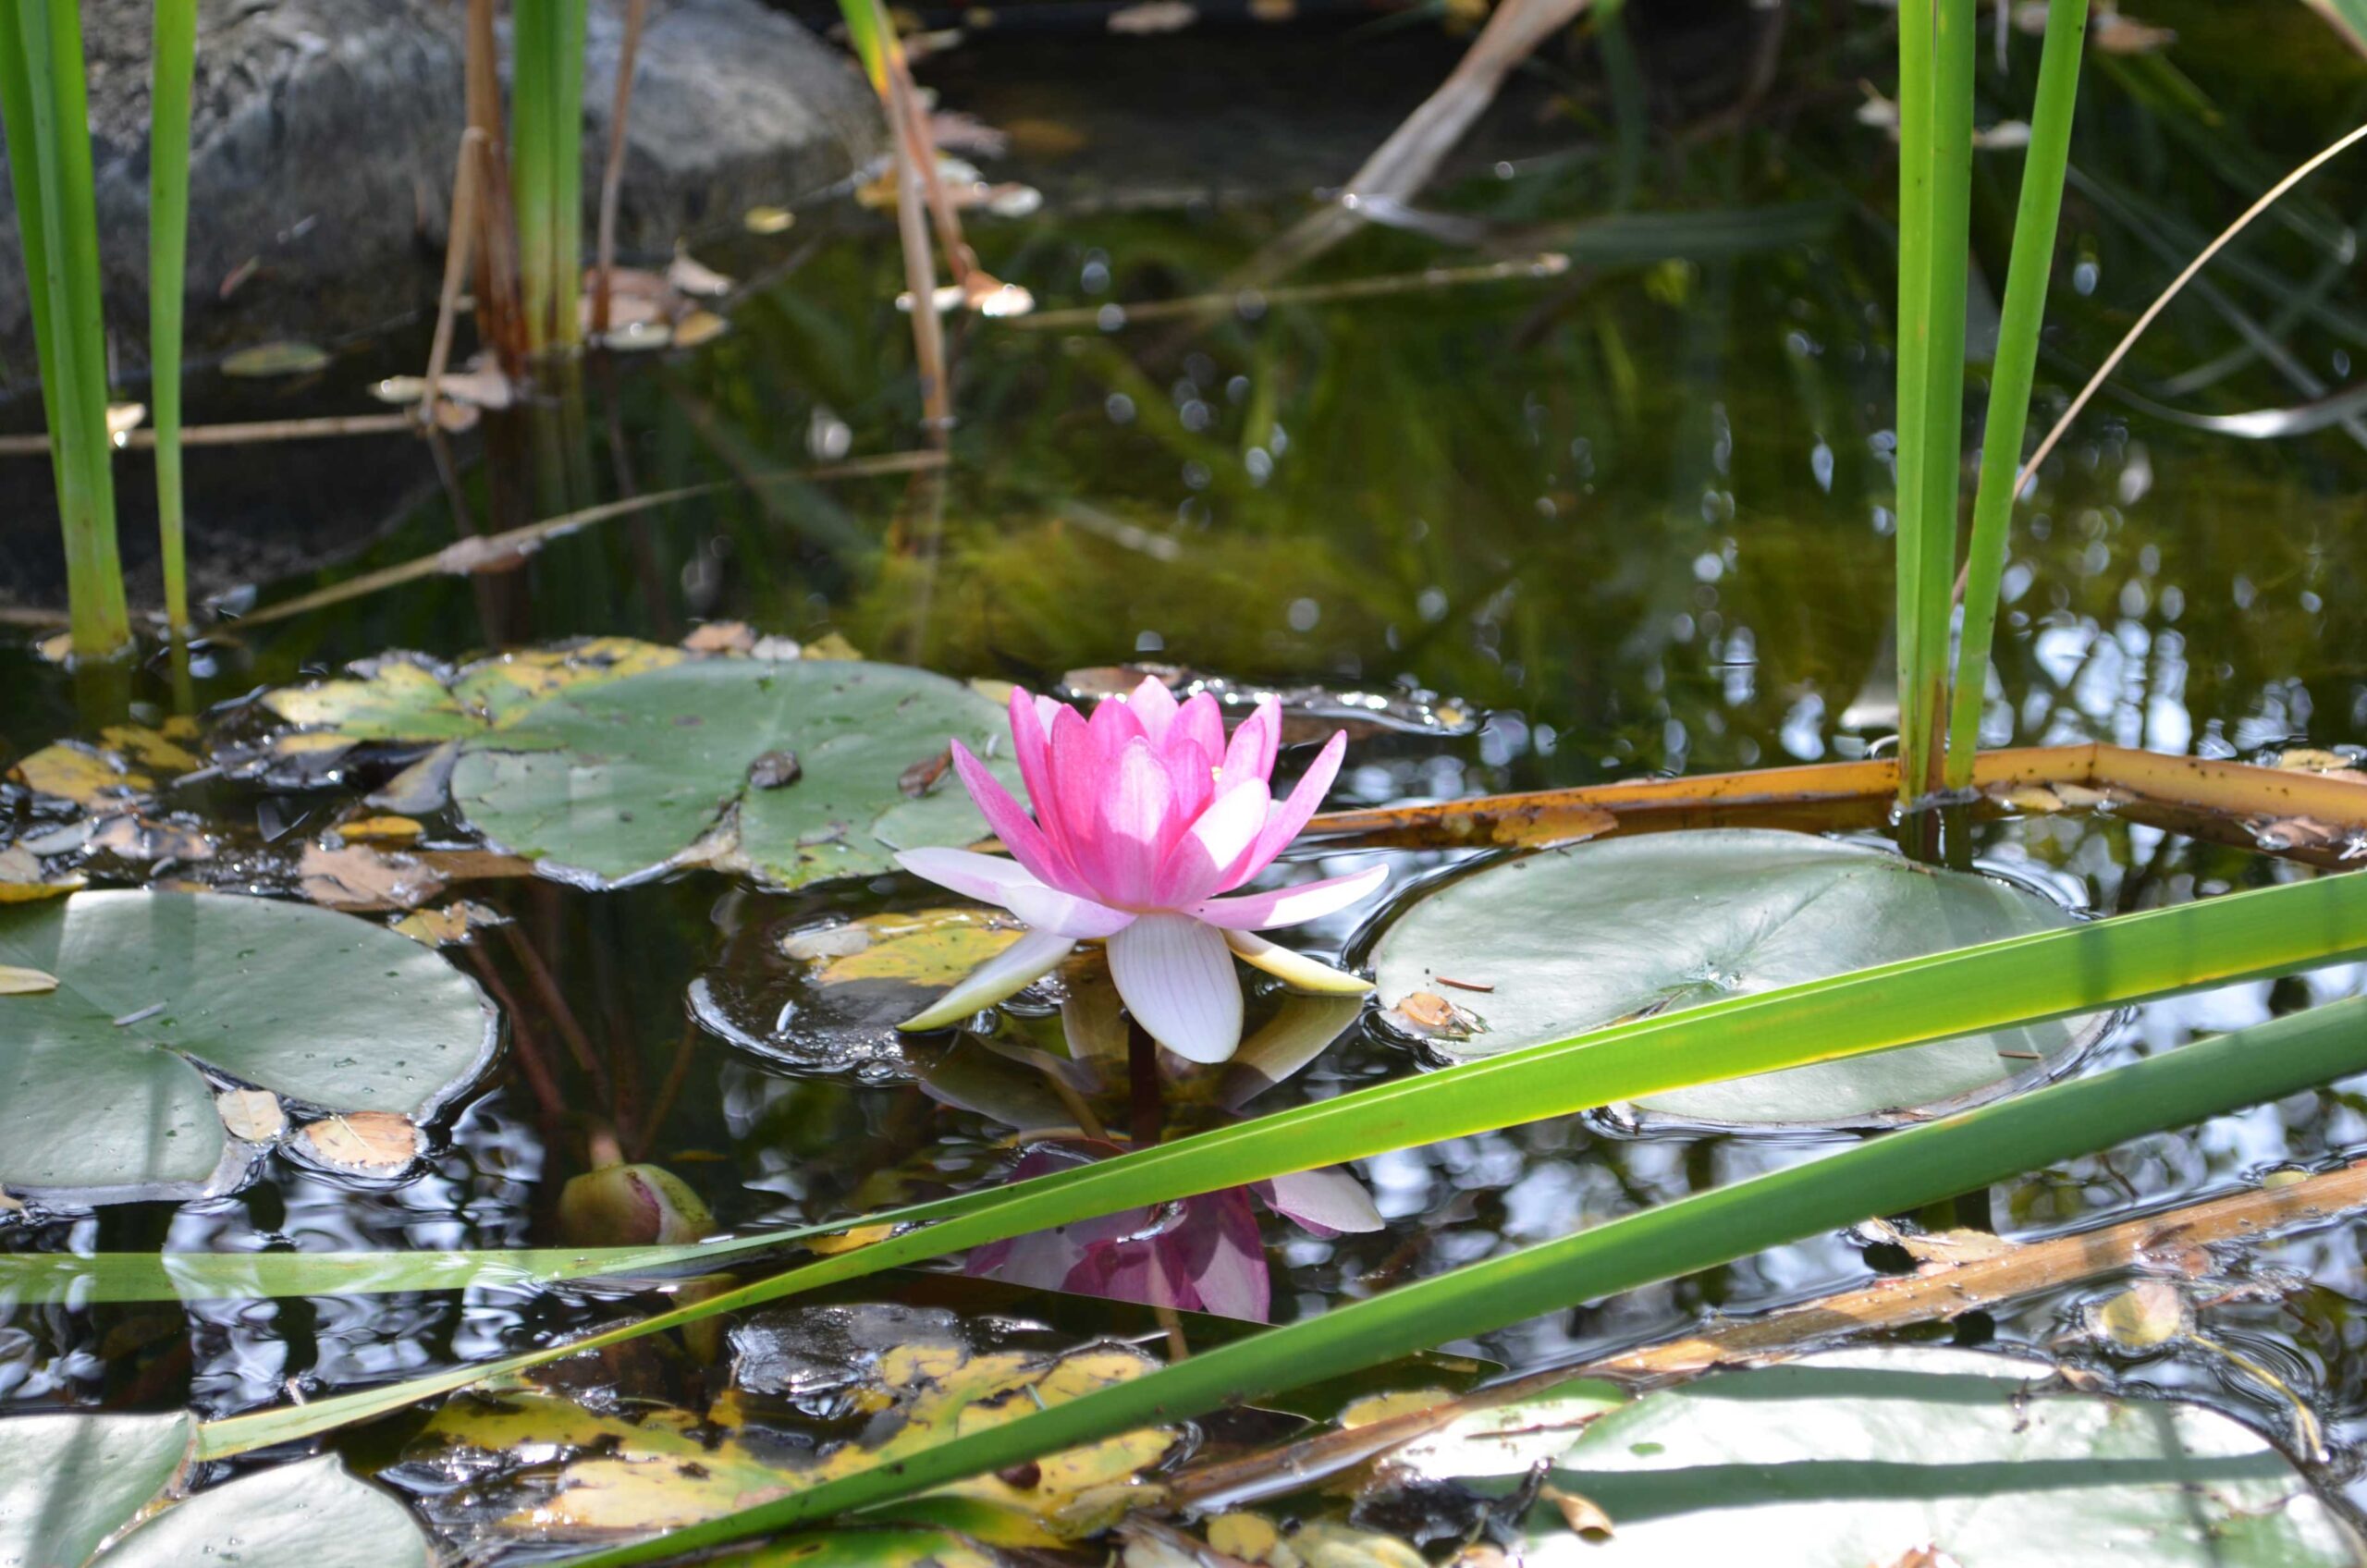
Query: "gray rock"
0 0 881 388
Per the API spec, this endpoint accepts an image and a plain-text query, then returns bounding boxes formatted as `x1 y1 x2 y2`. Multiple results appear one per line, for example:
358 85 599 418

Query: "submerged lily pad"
1422 1348 2362 1566
448 658 1019 889
399 1305 1174 1549
0 1410 428 1566
1366 828 2104 1129
0 891 497 1202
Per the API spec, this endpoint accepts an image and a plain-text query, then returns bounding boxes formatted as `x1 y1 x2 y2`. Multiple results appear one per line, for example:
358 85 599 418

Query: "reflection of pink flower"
966 1142 1382 1321
897 678 1384 1062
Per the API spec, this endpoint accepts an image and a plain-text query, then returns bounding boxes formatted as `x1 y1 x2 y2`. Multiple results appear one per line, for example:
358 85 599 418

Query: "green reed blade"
1943 0 2086 789
562 991 2367 1563
150 0 198 634
546 0 586 346
1894 0 1975 800
512 0 554 348
0 3 129 655
184 869 2367 1458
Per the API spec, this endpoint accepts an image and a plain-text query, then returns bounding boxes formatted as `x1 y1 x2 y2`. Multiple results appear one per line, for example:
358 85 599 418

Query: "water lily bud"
558 1162 713 1246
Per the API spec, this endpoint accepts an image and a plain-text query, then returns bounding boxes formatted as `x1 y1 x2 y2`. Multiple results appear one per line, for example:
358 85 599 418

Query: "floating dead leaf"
804 1222 896 1256
10 741 152 807
0 844 85 903
899 747 952 798
339 815 423 842
1003 116 1089 159
1208 1513 1282 1562
2089 1278 2189 1350
0 965 59 995
299 840 449 912
1109 0 1196 31
1387 991 1485 1040
1860 1219 2018 1266
1540 1484 1613 1538
215 1087 287 1143
801 631 865 661
297 1111 423 1175
88 815 217 864
743 204 795 234
391 900 509 947
683 620 758 654
2247 815 2354 854
666 250 734 298
671 309 729 348
98 723 202 773
749 750 803 790
222 339 331 377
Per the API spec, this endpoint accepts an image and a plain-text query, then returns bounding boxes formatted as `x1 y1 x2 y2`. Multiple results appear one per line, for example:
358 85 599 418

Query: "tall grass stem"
1942 0 2086 788
1893 0 1975 802
149 0 199 635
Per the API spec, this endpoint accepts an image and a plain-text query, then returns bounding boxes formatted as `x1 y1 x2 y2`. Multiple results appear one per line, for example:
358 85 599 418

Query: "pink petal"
1190 864 1388 931
894 846 1048 904
1125 675 1179 742
1174 692 1226 766
1008 689 1060 827
1241 729 1348 876
1001 882 1137 939
1047 705 1110 889
1219 699 1281 788
950 742 1080 895
1153 781 1271 906
1107 913 1244 1063
1095 738 1177 906
1256 1168 1384 1237
1158 734 1216 826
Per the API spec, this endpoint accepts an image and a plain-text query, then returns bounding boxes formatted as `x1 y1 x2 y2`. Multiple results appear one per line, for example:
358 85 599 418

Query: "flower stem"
1127 1017 1163 1151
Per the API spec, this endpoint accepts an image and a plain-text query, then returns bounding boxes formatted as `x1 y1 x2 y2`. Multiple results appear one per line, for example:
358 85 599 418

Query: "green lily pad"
1423 1348 2363 1566
0 1410 430 1567
0 891 497 1203
448 658 1020 890
1365 828 2103 1129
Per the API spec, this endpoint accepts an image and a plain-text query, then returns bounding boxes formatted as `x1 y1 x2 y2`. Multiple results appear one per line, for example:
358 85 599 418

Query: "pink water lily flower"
896 677 1385 1062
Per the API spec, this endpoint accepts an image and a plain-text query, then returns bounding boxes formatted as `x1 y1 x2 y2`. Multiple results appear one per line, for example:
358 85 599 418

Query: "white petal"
1221 929 1373 994
898 928 1075 1032
1191 864 1390 931
1000 882 1137 939
1260 1168 1384 1234
896 846 1049 905
1107 913 1244 1063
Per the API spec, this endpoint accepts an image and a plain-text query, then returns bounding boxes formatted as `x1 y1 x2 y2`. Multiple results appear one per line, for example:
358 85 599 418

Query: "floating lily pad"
0 1410 429 1566
1366 828 2105 1129
0 891 497 1202
448 658 1020 889
1420 1348 2362 1566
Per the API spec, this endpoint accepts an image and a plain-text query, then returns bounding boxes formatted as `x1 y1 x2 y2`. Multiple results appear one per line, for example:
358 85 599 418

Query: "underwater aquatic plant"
897 677 1384 1062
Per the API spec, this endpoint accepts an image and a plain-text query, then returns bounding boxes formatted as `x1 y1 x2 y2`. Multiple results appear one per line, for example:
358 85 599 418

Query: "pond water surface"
9 0 2367 1550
